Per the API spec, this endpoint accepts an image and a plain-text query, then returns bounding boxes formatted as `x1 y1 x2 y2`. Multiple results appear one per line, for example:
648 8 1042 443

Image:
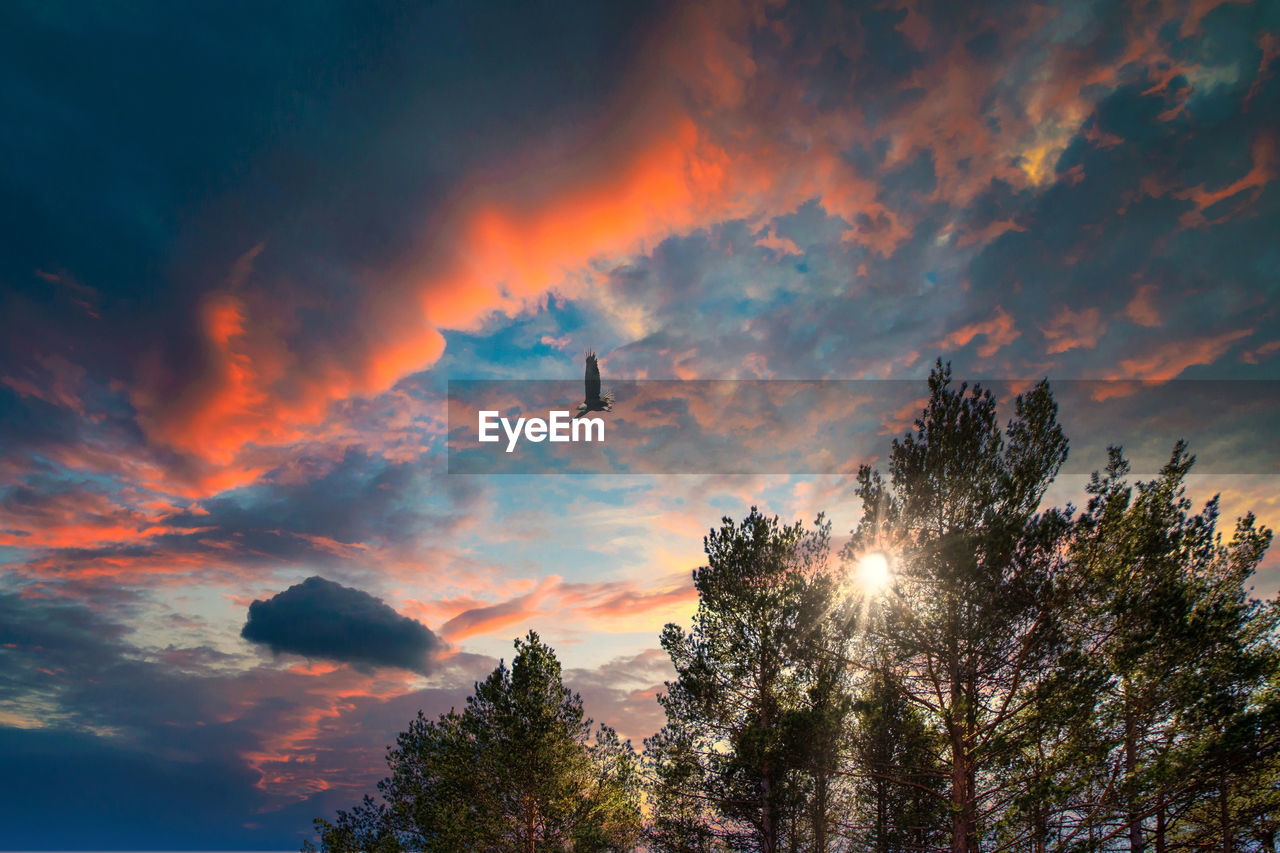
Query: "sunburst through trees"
310 361 1279 852
644 361 1279 853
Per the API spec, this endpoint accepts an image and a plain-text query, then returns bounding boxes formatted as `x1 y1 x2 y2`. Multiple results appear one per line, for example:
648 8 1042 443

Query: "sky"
1 0 1278 848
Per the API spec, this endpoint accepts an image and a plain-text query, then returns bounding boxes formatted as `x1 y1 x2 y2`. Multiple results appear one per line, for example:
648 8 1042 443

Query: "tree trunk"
1032 800 1046 853
759 649 778 853
949 633 972 853
1154 792 1165 853
1219 776 1232 853
950 728 977 852
876 777 888 853
812 770 828 853
760 773 775 852
1032 742 1047 853
965 760 979 853
1125 708 1145 853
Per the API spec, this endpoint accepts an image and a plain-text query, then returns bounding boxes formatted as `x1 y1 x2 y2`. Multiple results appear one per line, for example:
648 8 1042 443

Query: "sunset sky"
2 0 1279 848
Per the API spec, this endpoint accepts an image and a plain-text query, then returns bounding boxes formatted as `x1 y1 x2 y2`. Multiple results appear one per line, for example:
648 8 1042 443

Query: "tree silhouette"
646 510 842 852
847 361 1079 852
305 631 641 852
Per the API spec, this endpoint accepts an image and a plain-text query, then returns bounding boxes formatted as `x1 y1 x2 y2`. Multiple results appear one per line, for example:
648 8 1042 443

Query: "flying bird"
575 351 615 419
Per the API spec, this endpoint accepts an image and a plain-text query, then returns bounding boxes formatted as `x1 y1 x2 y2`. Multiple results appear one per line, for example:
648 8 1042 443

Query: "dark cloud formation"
0 726 272 850
242 576 444 673
0 588 660 849
0 590 492 848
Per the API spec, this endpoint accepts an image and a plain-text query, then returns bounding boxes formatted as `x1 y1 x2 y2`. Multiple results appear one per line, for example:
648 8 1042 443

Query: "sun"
856 551 892 593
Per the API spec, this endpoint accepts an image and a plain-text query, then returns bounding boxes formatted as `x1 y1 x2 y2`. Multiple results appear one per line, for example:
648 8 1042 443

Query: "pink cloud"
1042 305 1105 354
936 305 1020 358
1240 339 1280 364
1107 328 1253 381
540 334 573 350
1176 136 1275 227
1125 283 1162 327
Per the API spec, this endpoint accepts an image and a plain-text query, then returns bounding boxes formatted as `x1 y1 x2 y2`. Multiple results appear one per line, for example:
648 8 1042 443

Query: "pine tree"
1161 513 1278 851
847 361 1079 853
306 631 641 852
848 668 948 853
645 509 841 852
1069 443 1280 851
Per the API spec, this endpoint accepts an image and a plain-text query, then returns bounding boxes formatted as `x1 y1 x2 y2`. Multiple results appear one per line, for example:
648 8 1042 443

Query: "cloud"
1042 305 1105 354
423 571 700 643
935 305 1021 358
1175 135 1275 227
566 648 675 745
540 334 574 351
439 576 559 642
1124 283 1162 327
115 0 956 473
0 589 488 847
0 482 174 550
1107 328 1253 381
0 727 273 850
754 226 803 257
241 577 444 673
1241 339 1280 364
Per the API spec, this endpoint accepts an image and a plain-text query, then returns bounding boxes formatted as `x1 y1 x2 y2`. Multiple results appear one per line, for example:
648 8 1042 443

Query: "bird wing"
584 351 602 402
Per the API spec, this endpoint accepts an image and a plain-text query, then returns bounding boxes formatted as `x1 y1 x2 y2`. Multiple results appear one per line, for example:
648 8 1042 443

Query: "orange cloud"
119 4 939 484
936 305 1020 357
132 276 447 470
879 397 929 436
558 578 697 620
117 0 1243 494
439 576 560 642
1176 135 1275 227
1125 283 1162 327
0 488 179 550
1107 328 1252 381
1042 305 1105 354
426 571 697 643
236 664 424 800
1241 339 1280 365
129 101 730 476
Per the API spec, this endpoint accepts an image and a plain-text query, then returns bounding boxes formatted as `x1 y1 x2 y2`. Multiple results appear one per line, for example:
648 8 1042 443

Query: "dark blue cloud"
0 590 488 850
242 576 443 672
0 726 279 851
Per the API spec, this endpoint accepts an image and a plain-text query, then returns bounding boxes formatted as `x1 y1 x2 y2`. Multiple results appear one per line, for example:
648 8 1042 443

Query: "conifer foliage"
310 362 1279 853
306 631 641 852
645 361 1279 853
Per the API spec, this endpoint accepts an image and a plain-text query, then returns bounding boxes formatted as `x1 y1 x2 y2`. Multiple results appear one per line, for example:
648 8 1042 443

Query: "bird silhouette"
575 351 615 419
